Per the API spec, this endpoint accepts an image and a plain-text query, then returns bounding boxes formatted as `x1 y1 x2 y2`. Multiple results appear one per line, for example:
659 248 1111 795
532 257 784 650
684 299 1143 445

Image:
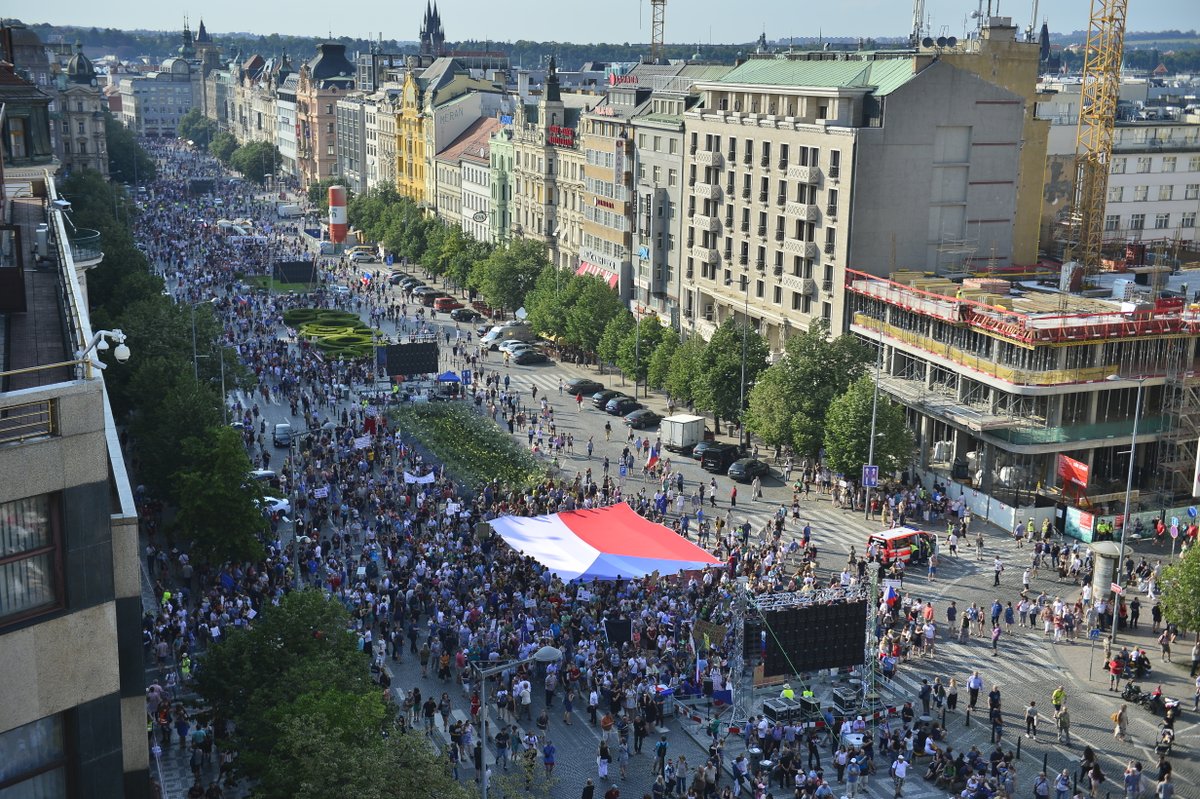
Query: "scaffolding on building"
1157 337 1200 498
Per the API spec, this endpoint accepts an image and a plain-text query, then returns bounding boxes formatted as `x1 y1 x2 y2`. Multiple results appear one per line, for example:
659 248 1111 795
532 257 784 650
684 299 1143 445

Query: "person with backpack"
654 736 669 777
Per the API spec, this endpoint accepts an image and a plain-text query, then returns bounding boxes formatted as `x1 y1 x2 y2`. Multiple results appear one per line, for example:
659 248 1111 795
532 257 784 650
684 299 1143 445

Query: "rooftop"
707 56 921 96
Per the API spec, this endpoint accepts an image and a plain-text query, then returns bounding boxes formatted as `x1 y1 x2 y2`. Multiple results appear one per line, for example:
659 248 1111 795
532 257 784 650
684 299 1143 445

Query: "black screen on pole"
382 343 439 377
273 260 317 284
754 601 867 676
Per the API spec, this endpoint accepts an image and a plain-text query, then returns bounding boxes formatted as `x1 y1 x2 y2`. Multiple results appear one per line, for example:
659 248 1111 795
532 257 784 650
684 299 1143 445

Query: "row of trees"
196 591 471 799
63 162 265 565
346 185 548 313
206 125 281 184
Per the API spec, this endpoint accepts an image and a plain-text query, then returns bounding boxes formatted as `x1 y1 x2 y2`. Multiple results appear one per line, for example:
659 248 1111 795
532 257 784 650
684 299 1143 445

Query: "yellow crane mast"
1067 0 1129 278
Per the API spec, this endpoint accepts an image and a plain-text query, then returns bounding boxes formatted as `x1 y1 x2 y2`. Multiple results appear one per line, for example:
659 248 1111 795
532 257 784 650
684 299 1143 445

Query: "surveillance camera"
96 338 110 351
113 343 131 363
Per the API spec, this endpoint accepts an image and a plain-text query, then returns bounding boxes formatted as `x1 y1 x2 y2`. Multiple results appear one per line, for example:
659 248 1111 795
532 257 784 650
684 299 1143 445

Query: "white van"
481 322 533 349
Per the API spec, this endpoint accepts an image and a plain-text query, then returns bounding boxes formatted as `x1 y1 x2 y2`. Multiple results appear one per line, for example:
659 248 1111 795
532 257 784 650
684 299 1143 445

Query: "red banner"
1058 454 1089 490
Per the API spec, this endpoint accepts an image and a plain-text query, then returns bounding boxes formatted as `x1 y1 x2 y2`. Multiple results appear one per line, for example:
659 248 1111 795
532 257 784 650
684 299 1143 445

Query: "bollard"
965 709 971 728
1017 736 1022 759
1043 753 1048 775
941 707 947 727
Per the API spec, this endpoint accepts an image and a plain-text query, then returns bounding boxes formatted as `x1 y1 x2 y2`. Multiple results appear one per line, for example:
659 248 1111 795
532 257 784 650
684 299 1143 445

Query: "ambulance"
867 526 937 565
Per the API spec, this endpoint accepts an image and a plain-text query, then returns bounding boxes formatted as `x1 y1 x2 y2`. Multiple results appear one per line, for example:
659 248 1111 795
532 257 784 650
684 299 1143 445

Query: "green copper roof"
714 57 918 96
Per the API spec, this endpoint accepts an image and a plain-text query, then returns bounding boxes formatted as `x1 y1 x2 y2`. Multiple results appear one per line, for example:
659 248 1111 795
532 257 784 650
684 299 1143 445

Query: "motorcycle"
1121 683 1145 704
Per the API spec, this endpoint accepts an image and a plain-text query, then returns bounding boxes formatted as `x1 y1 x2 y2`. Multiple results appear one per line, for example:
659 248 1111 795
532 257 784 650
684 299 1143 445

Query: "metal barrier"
0 397 56 444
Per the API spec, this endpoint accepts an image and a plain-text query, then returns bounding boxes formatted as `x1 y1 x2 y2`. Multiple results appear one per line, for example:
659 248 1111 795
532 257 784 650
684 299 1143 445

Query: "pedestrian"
1055 769 1071 799
1055 705 1071 744
991 623 1002 655
1034 772 1050 799
846 757 861 798
967 671 983 710
1112 703 1128 741
582 778 595 799
543 738 556 776
889 753 908 797
993 556 1004 586
730 486 737 508
654 735 669 776
1025 700 1038 738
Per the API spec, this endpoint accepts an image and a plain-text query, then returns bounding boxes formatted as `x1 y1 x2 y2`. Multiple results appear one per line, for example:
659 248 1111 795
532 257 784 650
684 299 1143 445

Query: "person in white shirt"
890 753 909 795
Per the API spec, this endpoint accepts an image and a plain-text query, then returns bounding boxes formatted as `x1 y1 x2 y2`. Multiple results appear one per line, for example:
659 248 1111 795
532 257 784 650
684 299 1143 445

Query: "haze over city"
32 0 1195 45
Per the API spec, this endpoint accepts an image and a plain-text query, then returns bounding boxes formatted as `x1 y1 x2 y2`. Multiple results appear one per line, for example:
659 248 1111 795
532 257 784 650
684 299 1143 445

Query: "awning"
576 261 619 289
487 502 720 581
436 371 460 382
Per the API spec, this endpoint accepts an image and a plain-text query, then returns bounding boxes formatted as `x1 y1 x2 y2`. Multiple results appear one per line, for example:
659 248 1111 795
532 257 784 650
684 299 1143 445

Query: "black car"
388 272 406 285
592 389 624 408
727 458 771 482
691 440 724 461
565 377 604 397
606 397 641 415
513 350 549 365
701 443 743 474
450 308 481 322
624 409 662 429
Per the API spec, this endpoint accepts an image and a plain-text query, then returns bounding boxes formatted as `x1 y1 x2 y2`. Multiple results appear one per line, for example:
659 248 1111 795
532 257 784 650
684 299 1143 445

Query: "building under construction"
847 267 1200 531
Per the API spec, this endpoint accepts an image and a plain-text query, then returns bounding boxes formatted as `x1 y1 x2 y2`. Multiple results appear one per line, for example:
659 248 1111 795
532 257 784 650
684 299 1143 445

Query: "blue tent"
436 371 461 383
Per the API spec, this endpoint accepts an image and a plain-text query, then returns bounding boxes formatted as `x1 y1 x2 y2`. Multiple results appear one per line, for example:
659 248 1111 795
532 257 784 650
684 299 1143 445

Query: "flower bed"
283 308 376 359
392 404 544 489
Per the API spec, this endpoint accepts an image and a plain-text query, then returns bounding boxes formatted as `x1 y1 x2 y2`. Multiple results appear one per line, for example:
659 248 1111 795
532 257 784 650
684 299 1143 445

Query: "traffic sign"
1170 524 1180 539
862 465 879 488
1110 582 1124 595
1089 628 1101 640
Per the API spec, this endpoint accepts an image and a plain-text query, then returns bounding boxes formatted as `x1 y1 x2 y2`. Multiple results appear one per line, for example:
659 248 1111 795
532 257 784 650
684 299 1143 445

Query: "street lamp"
725 276 750 448
864 330 883 520
1105 373 1147 646
475 645 563 799
633 304 647 399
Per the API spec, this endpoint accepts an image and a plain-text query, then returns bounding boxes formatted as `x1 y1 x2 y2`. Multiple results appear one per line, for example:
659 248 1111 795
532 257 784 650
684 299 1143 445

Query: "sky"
31 0 1194 46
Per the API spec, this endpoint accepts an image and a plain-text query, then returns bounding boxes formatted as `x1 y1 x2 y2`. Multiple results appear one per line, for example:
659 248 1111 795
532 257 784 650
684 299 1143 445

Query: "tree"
597 310 634 368
647 327 680 391
564 276 625 354
617 313 666 394
665 334 706 407
230 140 281 183
524 266 579 341
823 374 914 478
195 591 472 799
127 364 223 501
693 318 769 429
209 130 238 165
746 320 873 457
173 425 267 564
471 238 548 312
177 108 218 150
104 112 155 183
1158 543 1200 636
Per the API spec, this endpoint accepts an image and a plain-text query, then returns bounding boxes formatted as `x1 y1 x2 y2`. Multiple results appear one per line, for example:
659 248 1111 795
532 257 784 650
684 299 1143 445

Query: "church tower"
419 1 446 57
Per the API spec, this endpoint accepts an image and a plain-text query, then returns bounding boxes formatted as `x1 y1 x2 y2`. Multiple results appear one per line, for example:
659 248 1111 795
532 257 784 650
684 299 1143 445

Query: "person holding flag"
645 445 660 473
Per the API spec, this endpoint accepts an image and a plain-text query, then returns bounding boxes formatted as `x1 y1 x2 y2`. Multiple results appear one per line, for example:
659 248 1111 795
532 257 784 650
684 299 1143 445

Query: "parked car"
450 308 481 322
565 377 605 397
691 440 725 461
420 292 449 307
411 285 438 296
606 397 642 415
433 297 464 312
400 277 425 290
592 389 624 408
700 443 743 473
624 409 662 429
514 350 549 365
727 457 771 482
471 300 495 316
348 251 376 263
499 339 537 355
388 272 406 286
257 496 291 515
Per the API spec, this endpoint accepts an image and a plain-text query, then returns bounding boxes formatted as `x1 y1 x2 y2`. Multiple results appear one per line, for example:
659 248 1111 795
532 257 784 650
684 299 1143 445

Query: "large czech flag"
487 502 721 582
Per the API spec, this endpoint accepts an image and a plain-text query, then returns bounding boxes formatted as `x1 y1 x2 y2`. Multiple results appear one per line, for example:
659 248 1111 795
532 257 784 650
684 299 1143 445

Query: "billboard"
1057 454 1089 491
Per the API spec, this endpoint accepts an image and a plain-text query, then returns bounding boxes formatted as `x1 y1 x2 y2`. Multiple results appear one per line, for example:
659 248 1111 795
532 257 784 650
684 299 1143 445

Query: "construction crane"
1065 0 1128 282
651 0 666 62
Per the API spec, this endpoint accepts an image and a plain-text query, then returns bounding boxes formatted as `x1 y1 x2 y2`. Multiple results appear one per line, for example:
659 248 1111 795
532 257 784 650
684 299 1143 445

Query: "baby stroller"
1154 725 1174 756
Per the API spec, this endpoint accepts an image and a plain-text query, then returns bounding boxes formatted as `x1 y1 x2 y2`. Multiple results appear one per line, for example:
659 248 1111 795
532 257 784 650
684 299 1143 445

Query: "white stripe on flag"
353 434 372 449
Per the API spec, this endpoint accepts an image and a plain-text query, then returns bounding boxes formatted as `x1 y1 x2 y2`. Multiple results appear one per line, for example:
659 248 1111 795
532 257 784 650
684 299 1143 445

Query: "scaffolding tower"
1158 337 1200 498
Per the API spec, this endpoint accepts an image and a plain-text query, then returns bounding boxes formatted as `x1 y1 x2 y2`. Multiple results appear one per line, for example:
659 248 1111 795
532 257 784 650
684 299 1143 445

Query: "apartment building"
0 160 144 794
682 52 1027 350
117 58 198 138
275 73 299 180
846 268 1200 533
57 44 109 178
434 116 500 235
295 42 356 187
489 124 514 245
579 89 637 293
509 57 591 270
1103 123 1200 246
335 93 370 193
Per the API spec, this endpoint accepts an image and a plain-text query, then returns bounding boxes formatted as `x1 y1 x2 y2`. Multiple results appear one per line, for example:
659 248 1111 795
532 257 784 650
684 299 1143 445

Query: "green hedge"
392 404 545 489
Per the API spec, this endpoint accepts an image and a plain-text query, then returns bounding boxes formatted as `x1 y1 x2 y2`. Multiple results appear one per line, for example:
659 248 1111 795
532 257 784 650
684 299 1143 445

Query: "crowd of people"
131 141 1184 799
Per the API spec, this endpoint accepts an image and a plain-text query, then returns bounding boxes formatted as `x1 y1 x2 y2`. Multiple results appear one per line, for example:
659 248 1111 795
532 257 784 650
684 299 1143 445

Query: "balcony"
782 239 821 259
691 245 719 265
694 214 721 233
694 183 723 201
738 253 749 265
824 241 836 255
826 205 838 219
774 229 784 242
696 151 724 168
787 165 822 183
758 191 768 204
781 275 818 295
760 156 771 168
756 225 767 237
70 228 104 266
786 202 820 222
822 279 834 293
741 188 751 200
